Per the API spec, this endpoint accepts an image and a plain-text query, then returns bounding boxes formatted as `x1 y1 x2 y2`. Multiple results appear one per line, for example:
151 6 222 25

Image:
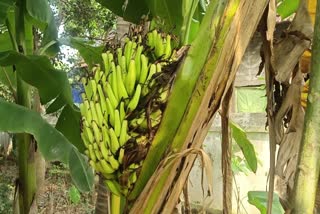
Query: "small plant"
68 185 81 204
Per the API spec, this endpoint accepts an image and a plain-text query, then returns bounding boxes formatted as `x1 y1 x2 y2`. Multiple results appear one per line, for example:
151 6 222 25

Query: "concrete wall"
187 114 269 213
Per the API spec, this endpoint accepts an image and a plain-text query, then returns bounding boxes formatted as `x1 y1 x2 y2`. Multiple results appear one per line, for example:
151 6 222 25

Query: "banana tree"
65 0 270 213
0 0 94 213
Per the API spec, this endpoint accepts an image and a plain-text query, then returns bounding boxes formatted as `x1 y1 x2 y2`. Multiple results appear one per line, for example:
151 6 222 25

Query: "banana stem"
110 194 121 214
14 0 37 213
292 0 320 212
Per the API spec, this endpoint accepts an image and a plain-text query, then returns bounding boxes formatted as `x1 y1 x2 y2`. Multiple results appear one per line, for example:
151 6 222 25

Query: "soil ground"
0 154 96 214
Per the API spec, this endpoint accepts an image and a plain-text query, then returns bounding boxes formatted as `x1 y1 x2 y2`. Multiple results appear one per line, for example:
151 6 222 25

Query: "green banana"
126 60 137 96
95 102 105 127
155 33 164 57
89 101 99 125
109 128 120 154
106 98 115 126
102 53 109 74
116 48 122 64
127 84 141 112
94 66 101 83
104 179 122 196
110 63 119 101
116 65 129 100
124 40 133 67
108 154 120 170
114 109 121 137
147 31 154 47
108 52 114 65
103 82 118 109
129 171 137 184
164 34 172 59
83 124 95 144
119 120 128 146
118 148 125 164
97 84 108 115
135 45 143 81
152 30 157 48
91 120 102 142
93 143 103 160
120 55 127 74
100 159 116 174
119 101 126 122
99 140 110 161
146 64 157 83
139 54 148 84
101 125 110 144
88 144 97 162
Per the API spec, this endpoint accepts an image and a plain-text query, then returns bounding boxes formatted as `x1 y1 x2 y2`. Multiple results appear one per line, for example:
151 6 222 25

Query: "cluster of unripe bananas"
79 29 176 196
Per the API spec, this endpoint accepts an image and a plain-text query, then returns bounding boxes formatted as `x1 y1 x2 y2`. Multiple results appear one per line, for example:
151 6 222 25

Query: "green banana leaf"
0 32 15 89
230 121 257 173
0 98 94 191
25 0 59 56
56 105 86 153
96 0 149 24
59 37 105 69
277 0 300 19
0 0 14 24
0 51 73 107
248 191 284 214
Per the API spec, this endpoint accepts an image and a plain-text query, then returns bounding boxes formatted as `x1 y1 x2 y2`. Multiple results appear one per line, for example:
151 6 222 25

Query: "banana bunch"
147 29 173 59
79 30 176 196
301 79 309 108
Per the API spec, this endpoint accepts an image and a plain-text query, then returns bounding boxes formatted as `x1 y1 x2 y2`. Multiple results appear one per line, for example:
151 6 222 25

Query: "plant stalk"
221 83 233 214
292 0 320 212
14 0 37 213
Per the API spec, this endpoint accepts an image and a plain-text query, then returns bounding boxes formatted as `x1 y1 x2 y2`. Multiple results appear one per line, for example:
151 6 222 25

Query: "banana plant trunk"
129 0 269 213
14 0 37 213
95 175 110 214
292 0 320 212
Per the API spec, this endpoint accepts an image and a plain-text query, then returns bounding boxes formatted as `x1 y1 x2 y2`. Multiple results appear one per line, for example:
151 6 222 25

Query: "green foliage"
60 37 105 69
56 105 85 152
0 98 94 191
0 174 13 213
0 51 73 107
97 0 148 24
26 0 59 55
230 121 257 173
277 0 300 19
147 0 183 33
69 185 81 204
68 143 94 192
248 191 284 214
51 0 115 39
0 0 15 24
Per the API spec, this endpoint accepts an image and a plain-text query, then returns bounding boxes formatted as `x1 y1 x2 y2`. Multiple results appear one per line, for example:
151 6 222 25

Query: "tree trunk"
292 0 320 212
14 0 37 213
221 83 233 214
95 175 111 214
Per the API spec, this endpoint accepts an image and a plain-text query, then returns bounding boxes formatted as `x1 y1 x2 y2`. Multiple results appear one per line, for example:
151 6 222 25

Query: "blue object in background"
72 85 84 104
